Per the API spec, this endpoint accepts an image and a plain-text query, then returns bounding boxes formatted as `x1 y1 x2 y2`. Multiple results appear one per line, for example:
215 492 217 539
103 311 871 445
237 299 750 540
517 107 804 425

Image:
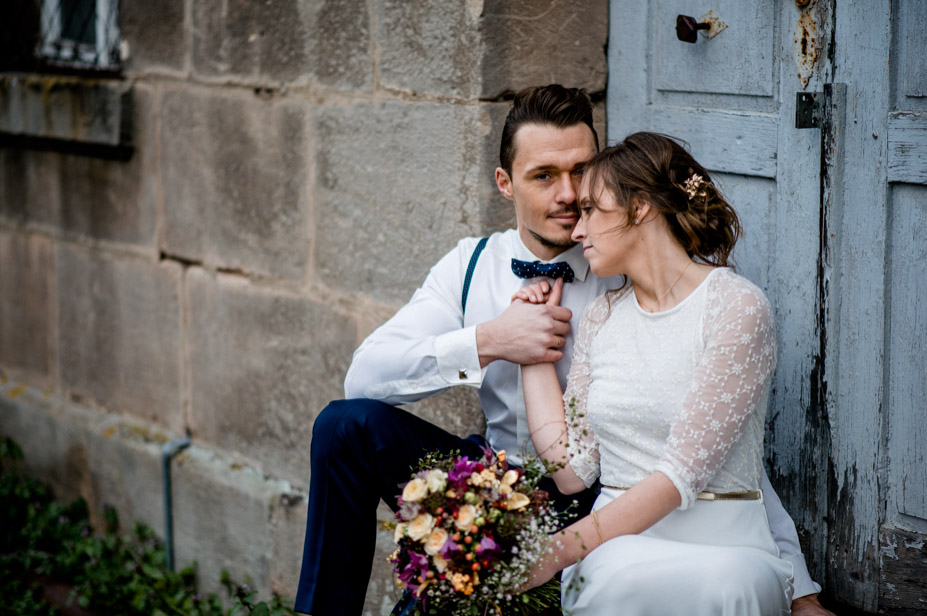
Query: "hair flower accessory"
683 173 709 201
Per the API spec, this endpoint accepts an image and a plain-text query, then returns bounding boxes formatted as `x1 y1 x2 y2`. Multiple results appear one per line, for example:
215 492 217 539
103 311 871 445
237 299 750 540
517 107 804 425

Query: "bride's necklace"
641 260 693 313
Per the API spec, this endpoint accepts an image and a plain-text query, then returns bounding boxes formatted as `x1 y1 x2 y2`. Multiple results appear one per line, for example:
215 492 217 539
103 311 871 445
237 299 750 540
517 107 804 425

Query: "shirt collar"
510 231 590 283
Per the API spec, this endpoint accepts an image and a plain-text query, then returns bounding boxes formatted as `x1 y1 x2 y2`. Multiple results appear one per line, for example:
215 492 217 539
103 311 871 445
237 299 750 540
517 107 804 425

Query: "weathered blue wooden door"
607 1 927 612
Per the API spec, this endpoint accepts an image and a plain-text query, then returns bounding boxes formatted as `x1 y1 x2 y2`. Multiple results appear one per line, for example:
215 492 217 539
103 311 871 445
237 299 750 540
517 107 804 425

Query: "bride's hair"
582 132 742 267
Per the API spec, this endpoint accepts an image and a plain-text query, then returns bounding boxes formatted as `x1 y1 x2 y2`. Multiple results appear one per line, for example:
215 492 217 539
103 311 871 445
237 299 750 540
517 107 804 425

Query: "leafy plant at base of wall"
1 436 296 616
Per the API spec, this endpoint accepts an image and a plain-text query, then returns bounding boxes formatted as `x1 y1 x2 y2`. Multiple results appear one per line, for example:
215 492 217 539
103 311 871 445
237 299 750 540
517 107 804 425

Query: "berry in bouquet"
388 447 562 615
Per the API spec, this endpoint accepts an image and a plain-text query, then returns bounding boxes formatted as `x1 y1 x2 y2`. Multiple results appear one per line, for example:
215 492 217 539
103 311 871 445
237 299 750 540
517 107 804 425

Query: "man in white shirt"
295 85 833 616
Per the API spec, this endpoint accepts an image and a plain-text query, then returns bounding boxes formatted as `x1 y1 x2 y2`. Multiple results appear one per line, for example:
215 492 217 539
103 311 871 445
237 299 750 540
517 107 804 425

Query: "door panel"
609 2 927 608
714 172 775 292
607 6 829 561
888 184 927 523
882 2 927 610
647 108 777 177
651 0 777 97
608 0 926 610
895 0 927 103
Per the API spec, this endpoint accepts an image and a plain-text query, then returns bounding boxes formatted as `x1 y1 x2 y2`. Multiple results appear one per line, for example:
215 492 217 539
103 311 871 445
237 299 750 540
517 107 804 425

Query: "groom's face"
495 123 598 261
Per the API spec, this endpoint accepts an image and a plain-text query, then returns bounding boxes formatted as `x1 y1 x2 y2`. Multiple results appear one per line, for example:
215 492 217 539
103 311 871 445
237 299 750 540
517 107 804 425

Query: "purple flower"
479 536 500 553
398 551 430 593
398 500 421 520
448 457 478 484
439 539 461 555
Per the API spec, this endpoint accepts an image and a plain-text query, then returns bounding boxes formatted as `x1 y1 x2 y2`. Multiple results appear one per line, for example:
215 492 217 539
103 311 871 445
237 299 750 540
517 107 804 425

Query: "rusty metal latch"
676 11 728 43
796 91 823 129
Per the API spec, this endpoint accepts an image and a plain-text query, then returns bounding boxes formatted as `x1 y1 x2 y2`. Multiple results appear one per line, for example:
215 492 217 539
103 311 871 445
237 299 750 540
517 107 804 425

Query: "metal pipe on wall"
161 436 191 571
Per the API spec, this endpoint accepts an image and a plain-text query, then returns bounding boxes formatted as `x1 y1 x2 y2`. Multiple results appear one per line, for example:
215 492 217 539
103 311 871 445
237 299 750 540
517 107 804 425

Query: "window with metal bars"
0 0 121 73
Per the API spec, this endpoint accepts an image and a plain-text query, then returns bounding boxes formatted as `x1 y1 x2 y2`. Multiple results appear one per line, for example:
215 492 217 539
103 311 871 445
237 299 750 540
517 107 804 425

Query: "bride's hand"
516 531 570 591
512 278 564 305
520 552 562 591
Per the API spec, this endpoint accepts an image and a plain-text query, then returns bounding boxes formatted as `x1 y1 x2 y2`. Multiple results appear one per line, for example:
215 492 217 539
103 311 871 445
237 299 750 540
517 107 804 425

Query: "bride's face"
572 177 635 277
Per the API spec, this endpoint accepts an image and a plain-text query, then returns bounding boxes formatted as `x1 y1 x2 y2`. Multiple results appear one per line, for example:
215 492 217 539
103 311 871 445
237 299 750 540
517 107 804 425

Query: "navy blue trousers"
293 399 595 616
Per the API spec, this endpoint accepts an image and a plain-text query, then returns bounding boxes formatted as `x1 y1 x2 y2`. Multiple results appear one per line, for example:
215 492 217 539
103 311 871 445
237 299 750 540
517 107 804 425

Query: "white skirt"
561 487 794 616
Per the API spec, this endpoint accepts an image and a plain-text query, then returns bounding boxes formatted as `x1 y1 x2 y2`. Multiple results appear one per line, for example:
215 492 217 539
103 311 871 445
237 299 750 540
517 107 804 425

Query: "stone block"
377 0 481 98
269 491 308 598
160 89 309 280
479 0 608 99
170 446 286 600
0 73 132 147
120 0 187 73
368 500 403 615
56 244 183 429
0 380 94 505
478 102 517 234
314 101 482 304
192 0 371 88
306 0 373 89
86 419 169 535
192 0 304 82
0 84 158 246
0 384 301 603
0 382 167 533
186 268 357 486
0 231 53 381
0 147 57 226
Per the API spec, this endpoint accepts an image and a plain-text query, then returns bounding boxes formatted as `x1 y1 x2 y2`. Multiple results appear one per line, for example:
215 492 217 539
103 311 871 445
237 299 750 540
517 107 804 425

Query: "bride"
513 132 794 614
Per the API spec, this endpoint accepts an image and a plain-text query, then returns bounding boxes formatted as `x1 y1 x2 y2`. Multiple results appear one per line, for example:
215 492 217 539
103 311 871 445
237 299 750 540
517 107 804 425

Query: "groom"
295 85 833 616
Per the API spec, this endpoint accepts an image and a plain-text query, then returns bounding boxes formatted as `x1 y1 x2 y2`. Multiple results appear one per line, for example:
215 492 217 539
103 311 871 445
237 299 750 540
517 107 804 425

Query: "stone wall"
0 1 607 613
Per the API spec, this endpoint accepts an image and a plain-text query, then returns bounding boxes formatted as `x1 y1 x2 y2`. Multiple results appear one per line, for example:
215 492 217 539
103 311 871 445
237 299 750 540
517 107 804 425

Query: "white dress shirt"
343 228 820 598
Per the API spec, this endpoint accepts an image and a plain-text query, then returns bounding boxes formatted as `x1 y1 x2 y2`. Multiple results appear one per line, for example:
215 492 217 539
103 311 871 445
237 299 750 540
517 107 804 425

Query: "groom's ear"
495 167 515 201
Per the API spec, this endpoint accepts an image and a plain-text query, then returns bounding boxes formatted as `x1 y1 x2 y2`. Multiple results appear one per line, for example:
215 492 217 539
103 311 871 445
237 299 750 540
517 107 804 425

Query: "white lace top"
564 268 777 510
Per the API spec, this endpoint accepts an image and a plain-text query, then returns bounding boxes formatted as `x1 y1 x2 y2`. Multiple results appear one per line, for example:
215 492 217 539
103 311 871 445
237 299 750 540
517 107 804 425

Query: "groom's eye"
535 173 551 181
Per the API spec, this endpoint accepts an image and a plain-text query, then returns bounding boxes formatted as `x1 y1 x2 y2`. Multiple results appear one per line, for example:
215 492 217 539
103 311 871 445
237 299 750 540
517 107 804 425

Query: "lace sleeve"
562 295 610 488
654 274 777 509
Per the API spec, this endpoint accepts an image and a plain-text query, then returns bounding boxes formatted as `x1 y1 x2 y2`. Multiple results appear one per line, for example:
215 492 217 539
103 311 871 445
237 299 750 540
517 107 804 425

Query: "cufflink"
458 369 468 380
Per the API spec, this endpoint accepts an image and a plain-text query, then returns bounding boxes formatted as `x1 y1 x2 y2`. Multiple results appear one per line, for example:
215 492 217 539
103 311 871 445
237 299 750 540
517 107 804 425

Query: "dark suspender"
461 237 488 318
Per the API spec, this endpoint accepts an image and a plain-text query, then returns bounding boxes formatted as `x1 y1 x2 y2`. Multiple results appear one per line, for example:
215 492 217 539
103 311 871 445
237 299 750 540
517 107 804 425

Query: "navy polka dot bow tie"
510 259 575 283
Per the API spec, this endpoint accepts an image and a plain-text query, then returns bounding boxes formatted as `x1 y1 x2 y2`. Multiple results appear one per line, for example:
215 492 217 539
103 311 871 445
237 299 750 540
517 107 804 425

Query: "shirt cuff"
434 326 483 387
785 553 822 599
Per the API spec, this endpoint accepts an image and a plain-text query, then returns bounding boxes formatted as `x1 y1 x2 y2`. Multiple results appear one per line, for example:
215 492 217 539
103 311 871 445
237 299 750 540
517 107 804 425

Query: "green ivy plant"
1 436 296 616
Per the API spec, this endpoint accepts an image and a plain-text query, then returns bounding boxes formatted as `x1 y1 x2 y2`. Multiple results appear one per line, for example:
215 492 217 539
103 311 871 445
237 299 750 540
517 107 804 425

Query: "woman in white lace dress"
514 132 794 614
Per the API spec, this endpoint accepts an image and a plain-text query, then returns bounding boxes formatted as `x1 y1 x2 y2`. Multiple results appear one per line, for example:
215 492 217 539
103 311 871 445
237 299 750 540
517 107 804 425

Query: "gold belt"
602 486 762 501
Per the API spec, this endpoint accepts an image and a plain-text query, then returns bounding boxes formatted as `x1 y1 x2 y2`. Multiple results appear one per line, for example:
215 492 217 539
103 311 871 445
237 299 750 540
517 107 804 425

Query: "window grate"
0 0 121 73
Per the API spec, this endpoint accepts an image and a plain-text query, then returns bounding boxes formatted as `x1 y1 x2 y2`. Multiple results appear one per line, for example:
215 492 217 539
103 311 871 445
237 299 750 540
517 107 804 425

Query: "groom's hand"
476 288 572 367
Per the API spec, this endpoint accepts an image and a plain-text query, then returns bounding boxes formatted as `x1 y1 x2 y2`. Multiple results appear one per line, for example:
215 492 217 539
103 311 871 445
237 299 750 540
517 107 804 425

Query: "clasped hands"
476 278 571 367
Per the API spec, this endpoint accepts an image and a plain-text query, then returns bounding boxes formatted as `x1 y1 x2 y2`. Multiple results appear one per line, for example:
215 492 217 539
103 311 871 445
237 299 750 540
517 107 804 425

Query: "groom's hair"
499 84 598 174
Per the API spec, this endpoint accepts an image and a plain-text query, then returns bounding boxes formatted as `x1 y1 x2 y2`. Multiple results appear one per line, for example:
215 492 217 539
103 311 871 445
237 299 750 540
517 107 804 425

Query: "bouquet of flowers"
388 448 562 616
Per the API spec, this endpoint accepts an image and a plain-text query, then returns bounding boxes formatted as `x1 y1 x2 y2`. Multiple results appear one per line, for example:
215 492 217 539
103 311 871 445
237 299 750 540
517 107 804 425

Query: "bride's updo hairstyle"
583 132 741 267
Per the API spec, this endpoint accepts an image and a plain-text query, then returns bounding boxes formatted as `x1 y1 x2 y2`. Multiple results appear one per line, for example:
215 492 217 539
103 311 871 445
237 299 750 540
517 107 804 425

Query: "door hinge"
796 91 823 129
